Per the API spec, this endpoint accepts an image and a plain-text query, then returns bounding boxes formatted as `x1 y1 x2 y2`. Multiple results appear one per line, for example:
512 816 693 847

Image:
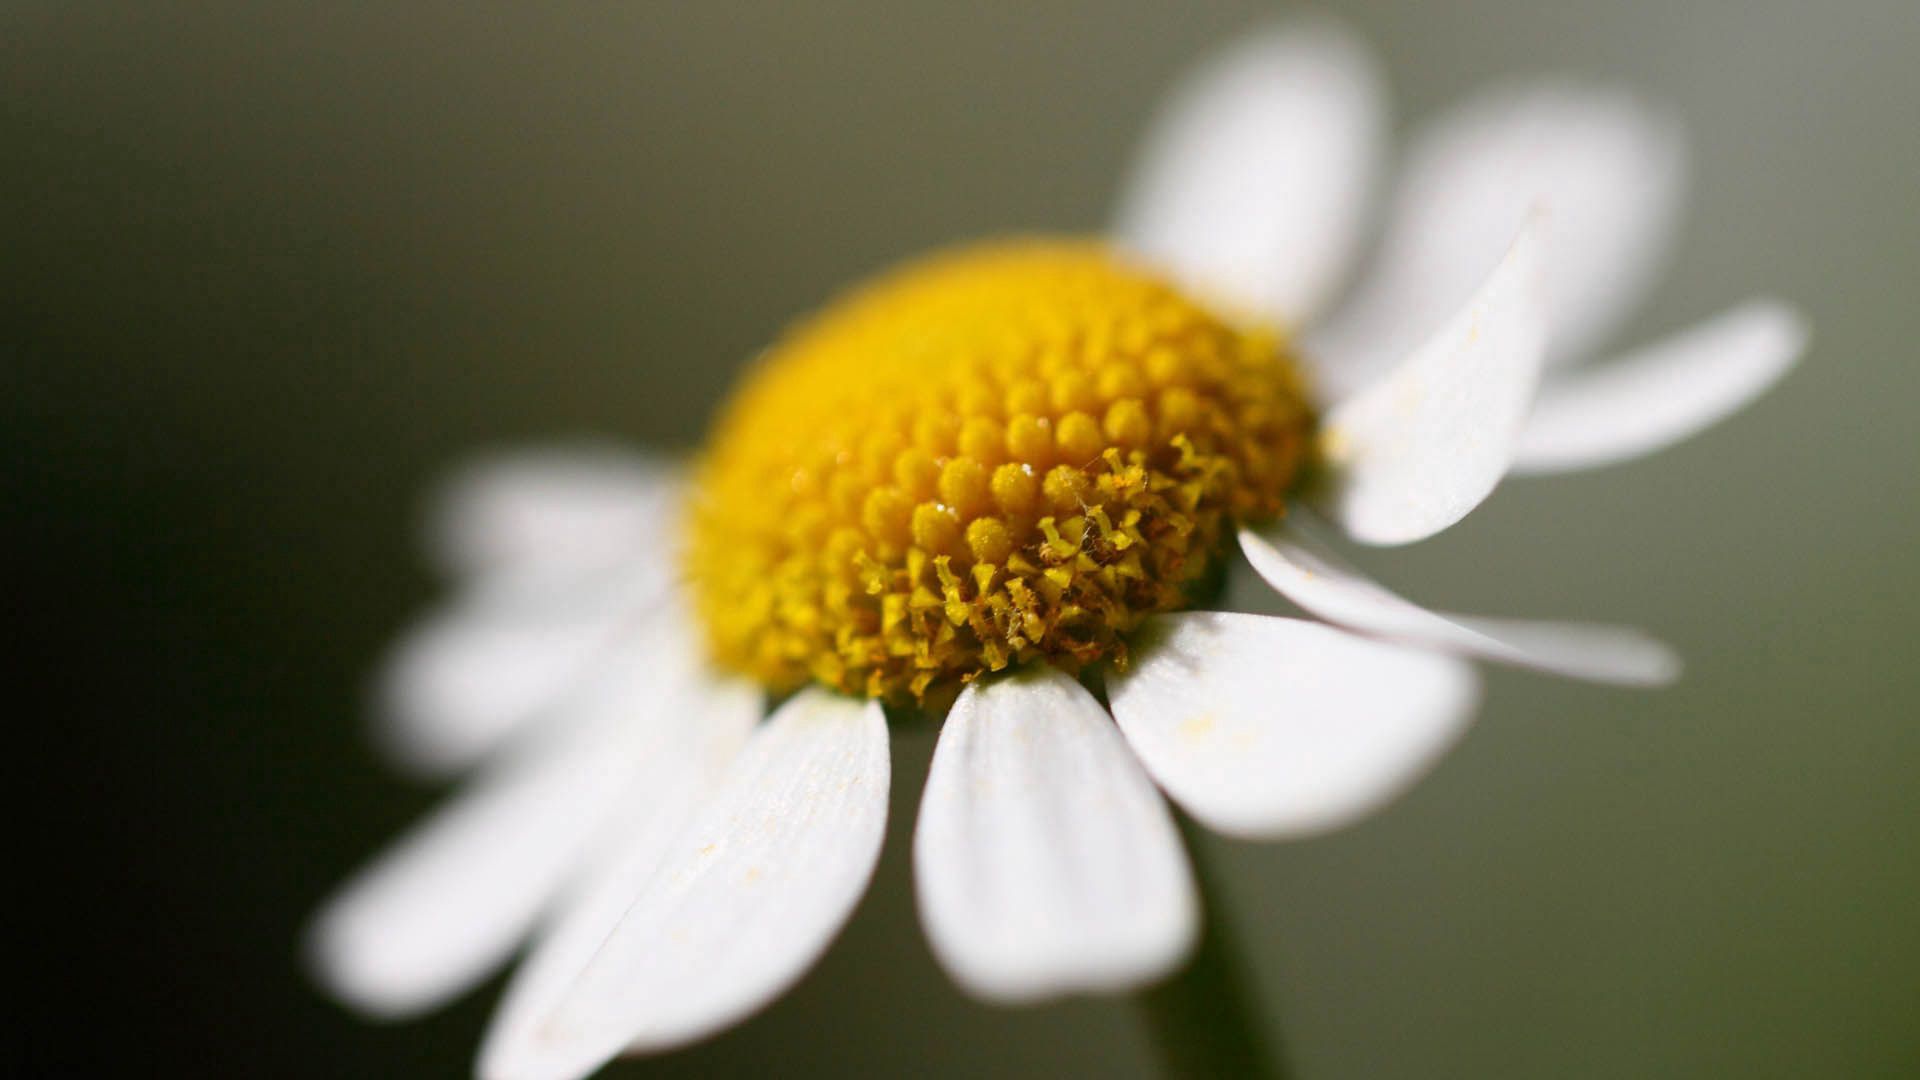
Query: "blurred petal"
373 567 668 776
481 691 888 1079
428 445 681 584
1109 611 1479 838
478 678 761 1077
1513 300 1808 475
1314 83 1685 393
915 667 1195 1002
307 651 711 1020
1113 16 1386 327
1316 216 1548 546
1240 520 1680 685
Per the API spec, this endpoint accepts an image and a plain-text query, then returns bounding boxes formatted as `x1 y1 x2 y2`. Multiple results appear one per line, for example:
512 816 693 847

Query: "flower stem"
1134 812 1288 1079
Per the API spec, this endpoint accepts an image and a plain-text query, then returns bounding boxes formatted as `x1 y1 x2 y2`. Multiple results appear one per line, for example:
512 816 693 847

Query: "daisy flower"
309 16 1807 1080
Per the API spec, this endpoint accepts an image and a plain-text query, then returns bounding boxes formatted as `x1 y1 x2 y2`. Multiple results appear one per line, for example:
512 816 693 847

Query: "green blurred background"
9 1 1917 1076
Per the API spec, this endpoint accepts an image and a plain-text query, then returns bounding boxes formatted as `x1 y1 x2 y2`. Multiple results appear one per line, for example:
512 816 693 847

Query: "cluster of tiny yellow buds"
685 239 1315 703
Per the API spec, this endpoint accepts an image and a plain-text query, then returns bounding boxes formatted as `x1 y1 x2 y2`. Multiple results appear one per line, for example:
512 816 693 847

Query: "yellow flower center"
686 239 1315 702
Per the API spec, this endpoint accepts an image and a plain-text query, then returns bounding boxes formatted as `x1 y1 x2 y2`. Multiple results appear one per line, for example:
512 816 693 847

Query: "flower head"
688 240 1313 700
310 17 1805 1080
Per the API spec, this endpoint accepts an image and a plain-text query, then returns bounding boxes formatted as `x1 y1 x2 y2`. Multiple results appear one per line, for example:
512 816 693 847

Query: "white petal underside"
481 691 889 1080
1513 300 1808 475
427 446 681 584
914 667 1196 1002
477 676 761 1077
1316 216 1549 546
307 649 712 1021
1113 16 1386 328
373 566 671 777
1108 611 1480 838
385 446 684 776
1239 521 1679 686
1312 82 1685 395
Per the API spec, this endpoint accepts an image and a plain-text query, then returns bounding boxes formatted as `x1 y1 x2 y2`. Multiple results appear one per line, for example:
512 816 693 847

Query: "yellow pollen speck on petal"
1178 713 1217 742
685 238 1315 702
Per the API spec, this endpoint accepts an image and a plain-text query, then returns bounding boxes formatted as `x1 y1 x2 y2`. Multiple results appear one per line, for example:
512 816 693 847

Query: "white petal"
1313 83 1684 393
1113 16 1386 327
1513 300 1808 475
1240 520 1679 686
477 677 760 1076
1109 611 1480 838
307 653 704 1020
914 667 1196 1003
1316 216 1549 546
373 566 670 776
482 691 889 1080
428 446 681 583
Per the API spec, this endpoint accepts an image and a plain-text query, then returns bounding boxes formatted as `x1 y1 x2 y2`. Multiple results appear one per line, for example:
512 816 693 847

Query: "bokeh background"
11 1 1918 1076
